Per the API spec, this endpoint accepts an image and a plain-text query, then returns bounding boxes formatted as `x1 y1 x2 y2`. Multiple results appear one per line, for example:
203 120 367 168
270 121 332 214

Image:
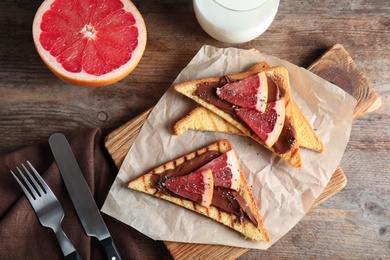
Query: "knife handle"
100 237 122 260
65 251 82 260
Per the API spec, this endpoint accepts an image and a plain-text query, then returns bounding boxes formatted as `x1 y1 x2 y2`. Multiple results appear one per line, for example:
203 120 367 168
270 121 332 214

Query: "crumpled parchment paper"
102 45 357 249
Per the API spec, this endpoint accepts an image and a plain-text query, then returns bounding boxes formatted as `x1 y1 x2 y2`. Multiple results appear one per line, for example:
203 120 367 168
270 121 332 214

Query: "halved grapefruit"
32 0 147 87
236 99 286 148
216 72 268 113
198 150 241 191
165 169 214 208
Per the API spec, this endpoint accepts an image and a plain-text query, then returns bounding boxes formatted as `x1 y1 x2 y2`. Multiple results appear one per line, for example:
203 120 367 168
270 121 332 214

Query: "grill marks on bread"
128 140 270 242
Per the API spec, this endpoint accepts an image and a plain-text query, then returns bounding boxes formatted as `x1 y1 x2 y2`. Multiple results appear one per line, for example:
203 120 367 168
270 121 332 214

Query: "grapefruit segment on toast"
198 150 241 191
166 169 214 208
236 99 285 148
216 72 268 113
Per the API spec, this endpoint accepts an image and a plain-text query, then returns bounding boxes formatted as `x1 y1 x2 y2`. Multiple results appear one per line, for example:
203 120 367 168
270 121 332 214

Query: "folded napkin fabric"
0 128 142 260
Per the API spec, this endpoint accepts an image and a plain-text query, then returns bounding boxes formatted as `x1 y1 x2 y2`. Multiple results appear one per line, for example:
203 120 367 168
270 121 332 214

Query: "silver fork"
11 161 82 260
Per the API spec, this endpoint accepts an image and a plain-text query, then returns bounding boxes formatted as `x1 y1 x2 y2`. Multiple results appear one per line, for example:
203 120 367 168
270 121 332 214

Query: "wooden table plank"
1 0 388 258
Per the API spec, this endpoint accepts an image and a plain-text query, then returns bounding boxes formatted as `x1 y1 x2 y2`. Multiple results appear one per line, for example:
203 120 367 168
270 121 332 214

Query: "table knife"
49 133 122 260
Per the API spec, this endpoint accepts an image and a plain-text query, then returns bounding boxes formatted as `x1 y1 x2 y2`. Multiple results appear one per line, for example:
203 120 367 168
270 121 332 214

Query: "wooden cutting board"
104 44 381 259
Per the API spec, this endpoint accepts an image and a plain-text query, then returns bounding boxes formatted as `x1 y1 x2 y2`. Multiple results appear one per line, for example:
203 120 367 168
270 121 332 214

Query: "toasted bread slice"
174 105 324 153
174 64 305 168
128 139 270 243
173 105 244 136
289 99 324 152
173 60 324 153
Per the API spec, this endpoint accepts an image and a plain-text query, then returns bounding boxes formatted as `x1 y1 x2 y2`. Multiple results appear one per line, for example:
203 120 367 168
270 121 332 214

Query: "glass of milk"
193 0 280 44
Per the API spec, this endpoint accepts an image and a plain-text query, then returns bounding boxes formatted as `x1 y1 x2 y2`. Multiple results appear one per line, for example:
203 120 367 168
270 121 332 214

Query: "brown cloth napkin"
0 128 143 260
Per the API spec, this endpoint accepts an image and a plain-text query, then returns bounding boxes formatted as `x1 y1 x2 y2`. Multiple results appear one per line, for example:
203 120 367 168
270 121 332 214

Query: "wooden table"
1 0 389 258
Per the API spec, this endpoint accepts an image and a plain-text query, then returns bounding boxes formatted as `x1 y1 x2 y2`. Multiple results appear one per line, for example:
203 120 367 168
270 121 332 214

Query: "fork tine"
26 161 49 195
10 170 35 202
16 166 42 200
23 161 46 196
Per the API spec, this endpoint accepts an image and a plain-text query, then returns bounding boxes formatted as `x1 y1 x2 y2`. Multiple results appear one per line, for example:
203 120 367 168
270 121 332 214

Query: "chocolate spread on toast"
150 151 259 227
194 76 296 154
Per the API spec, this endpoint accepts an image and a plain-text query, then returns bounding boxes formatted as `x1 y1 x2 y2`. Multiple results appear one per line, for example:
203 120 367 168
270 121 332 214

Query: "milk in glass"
193 0 280 44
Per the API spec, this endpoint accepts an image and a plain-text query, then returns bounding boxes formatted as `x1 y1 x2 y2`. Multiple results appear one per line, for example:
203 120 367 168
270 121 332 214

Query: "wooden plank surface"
1 0 388 258
104 44 379 259
308 44 382 119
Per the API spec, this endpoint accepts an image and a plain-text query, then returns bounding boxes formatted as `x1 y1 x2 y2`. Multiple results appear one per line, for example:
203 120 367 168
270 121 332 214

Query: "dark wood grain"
1 0 389 259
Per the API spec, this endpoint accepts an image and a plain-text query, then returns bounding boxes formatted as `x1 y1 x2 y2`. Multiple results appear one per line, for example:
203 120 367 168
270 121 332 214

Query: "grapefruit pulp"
165 169 214 208
216 72 268 113
32 0 147 87
198 150 241 191
236 99 286 148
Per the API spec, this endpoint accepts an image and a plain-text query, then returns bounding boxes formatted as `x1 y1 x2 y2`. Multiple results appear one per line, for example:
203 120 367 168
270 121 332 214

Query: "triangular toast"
173 105 244 136
174 104 324 153
128 139 270 243
174 64 319 168
289 99 324 152
173 62 324 153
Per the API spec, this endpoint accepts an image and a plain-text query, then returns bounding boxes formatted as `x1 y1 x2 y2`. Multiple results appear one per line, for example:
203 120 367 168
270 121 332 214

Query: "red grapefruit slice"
236 99 286 148
32 0 147 87
165 169 214 208
216 72 268 113
198 150 241 191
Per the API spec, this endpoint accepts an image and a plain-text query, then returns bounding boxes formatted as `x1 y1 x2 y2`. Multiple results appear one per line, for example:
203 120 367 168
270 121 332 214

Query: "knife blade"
49 133 122 260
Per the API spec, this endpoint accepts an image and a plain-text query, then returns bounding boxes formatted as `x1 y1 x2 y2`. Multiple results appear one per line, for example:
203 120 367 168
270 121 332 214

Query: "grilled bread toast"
175 104 324 153
128 139 270 242
173 105 244 136
173 62 324 153
174 63 321 168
